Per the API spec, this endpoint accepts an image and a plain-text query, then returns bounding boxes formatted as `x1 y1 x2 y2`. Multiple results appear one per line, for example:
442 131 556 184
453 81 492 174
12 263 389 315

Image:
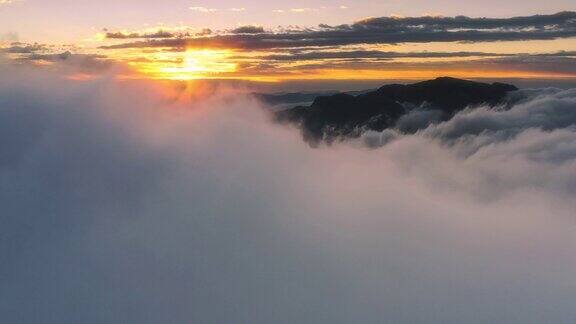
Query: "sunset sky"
1 1 575 83
3 2 576 323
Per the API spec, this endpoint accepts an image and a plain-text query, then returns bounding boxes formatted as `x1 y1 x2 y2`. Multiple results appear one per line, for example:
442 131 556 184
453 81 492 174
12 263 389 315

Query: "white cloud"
273 8 319 13
290 8 314 13
1 64 576 323
189 6 217 13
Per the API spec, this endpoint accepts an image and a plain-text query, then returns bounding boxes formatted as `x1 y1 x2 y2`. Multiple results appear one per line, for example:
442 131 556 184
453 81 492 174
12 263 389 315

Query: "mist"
1 64 576 323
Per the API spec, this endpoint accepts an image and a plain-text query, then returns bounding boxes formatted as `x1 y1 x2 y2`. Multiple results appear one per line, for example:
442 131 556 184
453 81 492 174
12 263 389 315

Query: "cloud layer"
4 12 575 81
94 11 576 79
1 66 576 323
103 12 576 50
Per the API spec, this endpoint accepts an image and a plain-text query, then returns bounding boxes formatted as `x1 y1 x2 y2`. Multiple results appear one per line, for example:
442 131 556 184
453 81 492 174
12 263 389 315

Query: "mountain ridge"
275 77 519 145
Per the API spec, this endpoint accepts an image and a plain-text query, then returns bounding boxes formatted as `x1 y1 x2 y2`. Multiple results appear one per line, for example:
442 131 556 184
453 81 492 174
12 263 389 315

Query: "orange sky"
1 6 575 83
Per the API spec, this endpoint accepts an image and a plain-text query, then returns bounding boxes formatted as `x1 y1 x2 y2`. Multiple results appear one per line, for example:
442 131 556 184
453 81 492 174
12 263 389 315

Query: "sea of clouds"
1 64 575 323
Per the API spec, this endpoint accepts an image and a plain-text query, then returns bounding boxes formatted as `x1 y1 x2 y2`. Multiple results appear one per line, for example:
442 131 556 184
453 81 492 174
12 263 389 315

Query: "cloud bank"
102 12 576 50
5 12 574 81
1 65 576 323
90 11 576 79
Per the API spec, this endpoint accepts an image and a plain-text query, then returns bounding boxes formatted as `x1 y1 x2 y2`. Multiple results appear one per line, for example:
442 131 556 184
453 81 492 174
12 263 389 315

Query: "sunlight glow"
133 49 237 80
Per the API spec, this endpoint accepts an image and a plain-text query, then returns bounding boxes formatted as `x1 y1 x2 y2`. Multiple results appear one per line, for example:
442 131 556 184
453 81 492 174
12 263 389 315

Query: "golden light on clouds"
130 49 237 80
7 10 574 83
104 45 576 82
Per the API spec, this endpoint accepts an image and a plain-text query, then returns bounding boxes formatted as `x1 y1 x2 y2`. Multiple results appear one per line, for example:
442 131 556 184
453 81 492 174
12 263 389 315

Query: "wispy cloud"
290 8 315 13
273 8 319 13
0 0 20 5
189 6 218 13
0 43 46 53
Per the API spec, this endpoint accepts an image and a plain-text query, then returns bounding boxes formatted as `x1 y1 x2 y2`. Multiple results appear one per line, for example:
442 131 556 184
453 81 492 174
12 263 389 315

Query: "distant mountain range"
253 89 373 111
271 77 518 145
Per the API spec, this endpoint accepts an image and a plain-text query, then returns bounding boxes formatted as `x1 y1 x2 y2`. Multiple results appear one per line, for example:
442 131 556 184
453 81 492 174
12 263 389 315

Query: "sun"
130 49 238 80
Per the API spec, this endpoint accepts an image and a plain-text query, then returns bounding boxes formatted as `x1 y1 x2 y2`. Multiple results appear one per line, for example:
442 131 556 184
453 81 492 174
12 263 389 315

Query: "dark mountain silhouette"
275 77 518 145
254 89 373 107
254 91 338 106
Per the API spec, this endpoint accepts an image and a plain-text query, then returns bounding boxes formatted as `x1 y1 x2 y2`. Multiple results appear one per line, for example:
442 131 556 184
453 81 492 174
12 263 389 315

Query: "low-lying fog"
1 65 575 323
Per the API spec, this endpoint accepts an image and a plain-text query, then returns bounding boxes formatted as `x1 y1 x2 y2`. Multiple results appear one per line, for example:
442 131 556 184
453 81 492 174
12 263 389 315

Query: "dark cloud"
101 12 576 50
533 50 576 57
104 28 215 40
198 28 213 36
479 55 576 74
25 50 74 61
254 50 576 62
0 43 116 75
231 25 265 34
11 51 116 75
347 11 576 30
228 51 576 79
257 50 515 61
105 30 177 39
1 43 46 54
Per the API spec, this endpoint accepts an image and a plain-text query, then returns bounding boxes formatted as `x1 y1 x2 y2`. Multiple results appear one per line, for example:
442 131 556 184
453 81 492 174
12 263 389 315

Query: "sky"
1 0 575 41
1 1 575 83
2 2 576 323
